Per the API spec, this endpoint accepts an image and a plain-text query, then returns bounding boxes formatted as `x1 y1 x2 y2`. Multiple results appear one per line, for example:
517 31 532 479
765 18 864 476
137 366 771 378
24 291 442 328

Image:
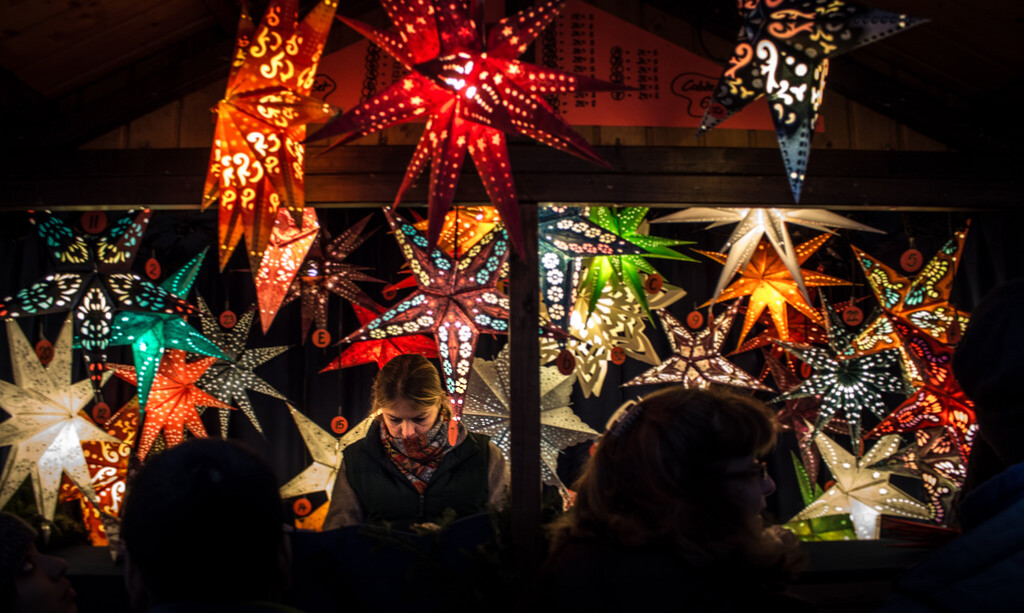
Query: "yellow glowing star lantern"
540 279 685 398
0 316 119 535
280 405 375 530
792 430 932 540
699 234 851 348
203 0 338 273
413 206 503 258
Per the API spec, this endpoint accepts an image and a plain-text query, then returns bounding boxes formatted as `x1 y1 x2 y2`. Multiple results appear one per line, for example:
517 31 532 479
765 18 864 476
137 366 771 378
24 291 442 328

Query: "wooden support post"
508 200 542 572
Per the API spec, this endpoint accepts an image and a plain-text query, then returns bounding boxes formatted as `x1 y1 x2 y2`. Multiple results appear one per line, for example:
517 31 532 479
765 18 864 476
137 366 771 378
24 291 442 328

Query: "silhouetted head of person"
0 512 76 613
121 438 287 610
954 277 1024 468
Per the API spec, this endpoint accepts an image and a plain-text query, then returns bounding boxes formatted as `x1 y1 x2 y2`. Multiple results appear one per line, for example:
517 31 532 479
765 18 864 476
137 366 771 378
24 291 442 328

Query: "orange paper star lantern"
110 350 233 459
699 234 850 348
203 0 338 272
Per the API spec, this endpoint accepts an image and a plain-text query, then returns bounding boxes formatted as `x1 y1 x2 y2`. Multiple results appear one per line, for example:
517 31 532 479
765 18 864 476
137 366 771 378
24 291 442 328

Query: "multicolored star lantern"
0 210 195 397
851 228 970 362
463 344 597 507
281 405 375 530
340 209 510 418
279 214 382 342
413 206 503 258
107 249 227 409
775 298 907 446
870 428 966 525
699 0 924 201
0 316 118 532
320 302 439 371
110 349 233 460
196 298 290 437
622 305 771 392
865 320 977 463
203 0 338 272
699 234 850 347
58 397 139 546
540 279 685 398
307 0 621 253
653 207 881 302
792 430 932 539
538 205 646 333
255 208 321 333
581 207 695 320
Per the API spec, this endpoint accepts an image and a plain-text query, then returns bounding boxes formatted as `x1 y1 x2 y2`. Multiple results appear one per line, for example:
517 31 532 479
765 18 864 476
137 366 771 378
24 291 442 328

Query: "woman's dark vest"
343 421 491 527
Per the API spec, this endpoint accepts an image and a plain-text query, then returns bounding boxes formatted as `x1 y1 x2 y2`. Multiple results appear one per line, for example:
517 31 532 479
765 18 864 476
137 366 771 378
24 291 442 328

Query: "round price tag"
643 273 663 294
555 349 576 375
312 329 331 348
92 402 111 423
800 362 813 379
219 310 237 329
686 311 704 329
900 249 924 273
330 416 349 435
842 305 864 326
610 347 626 365
81 211 107 234
293 498 312 517
35 339 54 366
145 258 162 280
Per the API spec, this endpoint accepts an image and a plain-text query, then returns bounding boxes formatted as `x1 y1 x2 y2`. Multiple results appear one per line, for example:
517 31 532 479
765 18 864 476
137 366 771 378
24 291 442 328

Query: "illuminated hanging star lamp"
0 316 119 532
851 228 970 363
107 249 227 409
195 298 290 437
307 0 621 253
281 406 375 529
340 209 510 419
203 0 338 272
280 214 382 341
0 210 195 397
653 207 881 302
775 299 907 446
538 205 647 334
699 1 924 201
254 208 321 334
110 349 233 460
581 207 695 320
699 234 850 347
58 397 139 546
320 302 439 371
865 320 977 463
540 279 685 398
414 206 503 258
463 344 598 507
622 304 771 392
792 431 932 540
870 427 966 525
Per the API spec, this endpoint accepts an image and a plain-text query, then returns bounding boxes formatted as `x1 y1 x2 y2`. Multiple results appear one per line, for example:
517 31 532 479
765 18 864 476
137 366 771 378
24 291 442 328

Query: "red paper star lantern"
110 350 233 459
320 302 439 371
308 0 620 253
203 0 338 272
255 208 321 333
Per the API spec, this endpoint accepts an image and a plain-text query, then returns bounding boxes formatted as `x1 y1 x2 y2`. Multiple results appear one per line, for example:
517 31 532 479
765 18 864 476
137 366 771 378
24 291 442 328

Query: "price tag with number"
219 310 237 329
35 340 54 366
330 416 349 435
610 347 626 365
145 258 162 280
556 349 576 375
81 211 107 234
901 249 924 273
92 402 111 423
643 273 663 294
842 306 864 326
686 311 704 329
293 498 312 517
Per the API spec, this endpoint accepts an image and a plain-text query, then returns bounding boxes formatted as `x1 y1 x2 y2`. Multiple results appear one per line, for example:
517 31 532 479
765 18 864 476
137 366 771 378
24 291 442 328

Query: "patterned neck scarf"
379 408 456 494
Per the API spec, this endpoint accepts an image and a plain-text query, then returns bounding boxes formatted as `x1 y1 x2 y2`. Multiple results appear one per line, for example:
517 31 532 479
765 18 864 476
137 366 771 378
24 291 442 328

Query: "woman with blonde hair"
323 353 508 529
542 385 807 611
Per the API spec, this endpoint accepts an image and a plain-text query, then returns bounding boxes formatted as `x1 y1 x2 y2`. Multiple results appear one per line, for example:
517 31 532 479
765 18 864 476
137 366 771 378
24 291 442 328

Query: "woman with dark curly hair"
541 385 807 612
